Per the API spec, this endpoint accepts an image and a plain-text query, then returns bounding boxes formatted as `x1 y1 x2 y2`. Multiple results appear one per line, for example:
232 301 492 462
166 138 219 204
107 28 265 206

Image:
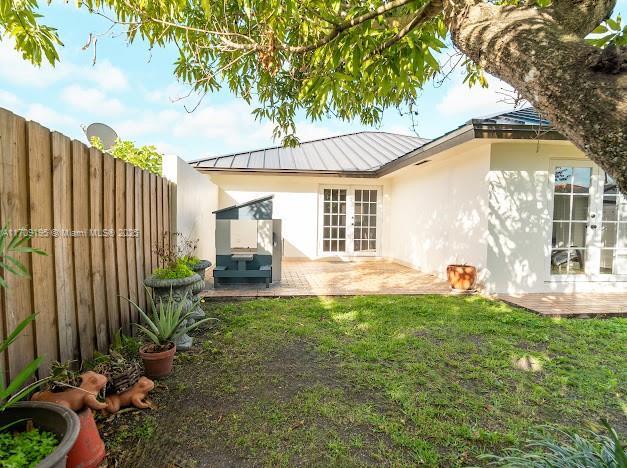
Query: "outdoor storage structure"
213 195 282 287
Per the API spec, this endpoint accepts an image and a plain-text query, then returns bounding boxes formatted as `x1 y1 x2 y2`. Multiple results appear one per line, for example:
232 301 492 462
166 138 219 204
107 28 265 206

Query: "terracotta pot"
66 408 106 468
140 342 176 378
446 264 477 291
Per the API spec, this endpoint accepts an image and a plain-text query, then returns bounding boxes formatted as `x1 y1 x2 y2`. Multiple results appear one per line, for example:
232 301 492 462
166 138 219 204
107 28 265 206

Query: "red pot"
67 408 105 468
446 264 477 291
140 342 176 378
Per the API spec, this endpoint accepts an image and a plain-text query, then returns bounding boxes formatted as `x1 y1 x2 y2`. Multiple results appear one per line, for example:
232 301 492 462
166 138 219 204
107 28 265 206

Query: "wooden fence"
0 107 176 380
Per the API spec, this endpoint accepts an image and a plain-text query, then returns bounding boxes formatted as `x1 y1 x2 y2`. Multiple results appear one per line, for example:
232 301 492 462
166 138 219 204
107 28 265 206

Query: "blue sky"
0 1 625 161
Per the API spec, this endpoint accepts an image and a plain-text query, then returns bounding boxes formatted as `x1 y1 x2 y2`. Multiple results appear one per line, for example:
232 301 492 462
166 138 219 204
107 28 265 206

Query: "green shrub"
90 137 162 176
483 422 626 467
152 260 194 280
0 428 58 467
181 255 201 267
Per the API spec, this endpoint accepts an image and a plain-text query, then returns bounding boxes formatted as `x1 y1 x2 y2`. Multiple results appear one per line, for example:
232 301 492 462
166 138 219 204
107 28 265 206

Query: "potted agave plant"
0 226 79 467
126 291 216 378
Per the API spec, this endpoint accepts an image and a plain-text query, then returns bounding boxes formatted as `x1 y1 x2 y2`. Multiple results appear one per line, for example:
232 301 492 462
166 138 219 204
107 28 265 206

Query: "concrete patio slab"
201 259 450 298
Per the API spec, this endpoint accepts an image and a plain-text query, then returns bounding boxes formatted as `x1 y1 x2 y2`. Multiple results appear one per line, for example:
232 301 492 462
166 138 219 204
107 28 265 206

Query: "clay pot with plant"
0 226 80 468
125 290 217 378
446 264 477 292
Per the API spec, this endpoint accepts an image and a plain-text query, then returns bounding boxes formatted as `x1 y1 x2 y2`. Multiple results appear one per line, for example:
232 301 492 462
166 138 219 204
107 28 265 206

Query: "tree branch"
548 0 616 37
367 0 443 57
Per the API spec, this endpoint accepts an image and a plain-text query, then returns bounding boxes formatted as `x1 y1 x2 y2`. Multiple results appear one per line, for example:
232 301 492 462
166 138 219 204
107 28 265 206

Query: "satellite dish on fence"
85 122 118 150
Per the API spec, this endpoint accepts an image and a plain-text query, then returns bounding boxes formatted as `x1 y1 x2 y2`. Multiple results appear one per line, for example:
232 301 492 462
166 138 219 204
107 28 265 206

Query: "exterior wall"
486 141 627 293
195 139 626 295
163 155 219 263
205 173 392 259
386 142 491 285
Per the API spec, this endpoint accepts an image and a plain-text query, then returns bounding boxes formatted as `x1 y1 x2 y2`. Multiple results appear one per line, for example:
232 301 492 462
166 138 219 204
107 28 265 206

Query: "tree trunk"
443 0 627 193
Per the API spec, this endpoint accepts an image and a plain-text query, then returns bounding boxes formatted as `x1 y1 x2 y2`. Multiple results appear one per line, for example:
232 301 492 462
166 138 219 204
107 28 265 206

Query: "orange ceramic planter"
66 408 106 468
140 342 176 378
446 264 477 291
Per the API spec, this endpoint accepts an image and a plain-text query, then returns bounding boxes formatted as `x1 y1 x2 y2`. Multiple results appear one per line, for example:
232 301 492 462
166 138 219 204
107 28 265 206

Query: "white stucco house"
184 108 626 295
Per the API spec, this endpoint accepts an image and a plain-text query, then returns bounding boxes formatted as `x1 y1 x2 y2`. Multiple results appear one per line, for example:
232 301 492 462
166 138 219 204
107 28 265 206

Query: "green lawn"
103 295 626 467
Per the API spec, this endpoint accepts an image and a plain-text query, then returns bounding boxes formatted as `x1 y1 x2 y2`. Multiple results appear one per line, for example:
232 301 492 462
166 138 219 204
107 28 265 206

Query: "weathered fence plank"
27 121 58 376
0 110 35 379
115 159 130 335
89 147 109 352
150 174 158 269
102 153 120 340
51 132 79 363
72 141 96 362
125 166 138 326
134 167 146 314
141 170 151 307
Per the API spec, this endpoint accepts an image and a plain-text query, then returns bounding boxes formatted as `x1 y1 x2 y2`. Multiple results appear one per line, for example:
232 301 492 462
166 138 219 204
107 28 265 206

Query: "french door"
318 186 381 256
549 160 627 278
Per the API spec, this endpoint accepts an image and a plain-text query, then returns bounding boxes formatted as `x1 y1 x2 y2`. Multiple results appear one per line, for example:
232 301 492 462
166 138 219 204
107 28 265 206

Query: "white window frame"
317 184 383 258
546 159 627 282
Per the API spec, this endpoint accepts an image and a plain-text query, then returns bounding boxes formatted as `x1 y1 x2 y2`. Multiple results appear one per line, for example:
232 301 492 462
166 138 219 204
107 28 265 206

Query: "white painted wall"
193 139 626 295
386 142 492 286
486 141 627 293
163 155 218 263
206 173 392 259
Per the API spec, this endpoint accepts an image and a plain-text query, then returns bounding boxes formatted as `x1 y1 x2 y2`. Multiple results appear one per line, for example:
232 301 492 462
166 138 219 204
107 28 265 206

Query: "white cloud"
61 84 126 116
293 122 338 142
0 90 21 109
0 41 128 91
80 60 129 91
144 83 190 104
24 103 80 132
436 76 518 118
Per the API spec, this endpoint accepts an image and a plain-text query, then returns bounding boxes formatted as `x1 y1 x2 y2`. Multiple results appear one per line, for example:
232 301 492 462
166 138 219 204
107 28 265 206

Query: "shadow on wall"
392 156 491 287
485 169 551 294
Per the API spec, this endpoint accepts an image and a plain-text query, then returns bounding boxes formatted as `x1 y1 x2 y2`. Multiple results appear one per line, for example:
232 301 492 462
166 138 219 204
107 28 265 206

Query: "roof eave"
194 167 378 178
374 123 564 177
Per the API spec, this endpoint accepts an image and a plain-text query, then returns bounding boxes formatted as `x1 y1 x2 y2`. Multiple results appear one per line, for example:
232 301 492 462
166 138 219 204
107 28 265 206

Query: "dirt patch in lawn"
101 337 401 467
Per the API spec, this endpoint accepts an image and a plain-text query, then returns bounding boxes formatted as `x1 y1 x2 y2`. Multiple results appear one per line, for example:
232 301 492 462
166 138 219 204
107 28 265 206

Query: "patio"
201 259 451 298
201 260 627 318
498 292 627 318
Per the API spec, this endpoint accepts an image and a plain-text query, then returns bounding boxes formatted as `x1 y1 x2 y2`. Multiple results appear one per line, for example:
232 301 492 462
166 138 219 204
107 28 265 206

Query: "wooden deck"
498 293 627 318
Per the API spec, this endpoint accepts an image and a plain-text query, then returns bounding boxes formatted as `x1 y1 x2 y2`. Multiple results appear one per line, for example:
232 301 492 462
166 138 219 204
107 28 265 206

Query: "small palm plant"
126 290 216 351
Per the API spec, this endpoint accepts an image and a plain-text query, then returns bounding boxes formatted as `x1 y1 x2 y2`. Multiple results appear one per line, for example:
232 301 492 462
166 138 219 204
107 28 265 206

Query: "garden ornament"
104 377 155 413
31 371 108 411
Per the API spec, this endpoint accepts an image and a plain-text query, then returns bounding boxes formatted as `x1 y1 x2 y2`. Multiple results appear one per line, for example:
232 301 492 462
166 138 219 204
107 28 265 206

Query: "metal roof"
191 107 557 176
471 107 552 127
191 131 430 173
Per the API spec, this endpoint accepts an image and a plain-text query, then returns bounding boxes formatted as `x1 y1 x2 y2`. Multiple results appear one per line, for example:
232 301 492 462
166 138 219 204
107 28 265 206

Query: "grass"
102 295 626 467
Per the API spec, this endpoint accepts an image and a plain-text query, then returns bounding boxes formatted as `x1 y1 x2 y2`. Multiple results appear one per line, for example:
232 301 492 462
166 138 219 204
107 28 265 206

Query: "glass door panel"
550 165 592 275
319 186 381 256
322 188 347 253
599 173 627 274
353 189 378 253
